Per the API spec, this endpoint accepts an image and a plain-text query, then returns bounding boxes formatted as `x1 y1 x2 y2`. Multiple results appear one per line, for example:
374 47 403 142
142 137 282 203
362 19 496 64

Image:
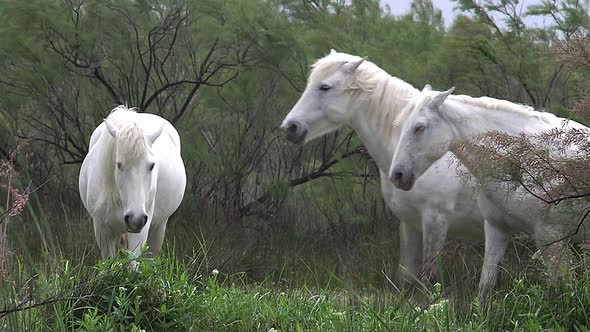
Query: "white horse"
389 85 590 299
79 106 187 258
280 50 484 284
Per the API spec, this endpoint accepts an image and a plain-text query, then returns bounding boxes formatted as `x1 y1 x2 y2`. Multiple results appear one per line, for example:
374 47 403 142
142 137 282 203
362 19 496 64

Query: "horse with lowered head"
79 106 186 258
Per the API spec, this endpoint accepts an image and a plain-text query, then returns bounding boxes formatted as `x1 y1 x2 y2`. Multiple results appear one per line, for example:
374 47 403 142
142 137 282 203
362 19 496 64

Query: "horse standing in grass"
280 50 484 285
79 106 186 258
389 85 590 299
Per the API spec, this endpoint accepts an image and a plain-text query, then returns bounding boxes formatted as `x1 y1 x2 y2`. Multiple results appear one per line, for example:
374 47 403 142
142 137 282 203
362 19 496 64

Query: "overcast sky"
384 0 547 28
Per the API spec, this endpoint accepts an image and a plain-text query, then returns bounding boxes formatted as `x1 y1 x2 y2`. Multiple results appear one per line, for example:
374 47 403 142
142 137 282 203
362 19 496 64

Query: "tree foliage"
1 0 589 224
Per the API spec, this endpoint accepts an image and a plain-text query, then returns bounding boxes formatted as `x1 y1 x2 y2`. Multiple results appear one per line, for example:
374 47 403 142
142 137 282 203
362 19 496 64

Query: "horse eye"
116 162 123 170
414 125 426 134
319 84 331 92
149 163 155 171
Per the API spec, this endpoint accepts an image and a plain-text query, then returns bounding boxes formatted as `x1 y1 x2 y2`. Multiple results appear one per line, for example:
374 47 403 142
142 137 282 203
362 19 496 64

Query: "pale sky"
384 0 548 28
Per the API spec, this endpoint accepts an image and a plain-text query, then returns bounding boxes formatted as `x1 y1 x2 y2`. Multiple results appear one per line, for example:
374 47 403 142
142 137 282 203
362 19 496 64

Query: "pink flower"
7 187 30 217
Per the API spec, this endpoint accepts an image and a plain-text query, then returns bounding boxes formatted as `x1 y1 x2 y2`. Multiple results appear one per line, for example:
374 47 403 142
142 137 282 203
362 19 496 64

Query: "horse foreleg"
534 225 573 283
421 214 448 285
478 219 510 302
93 221 118 259
146 219 168 257
126 227 150 257
399 221 423 285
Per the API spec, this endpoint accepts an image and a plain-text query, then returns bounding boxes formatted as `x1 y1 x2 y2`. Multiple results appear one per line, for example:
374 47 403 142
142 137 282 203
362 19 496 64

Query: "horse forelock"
308 52 382 91
395 92 430 126
309 51 418 144
105 106 150 165
116 126 149 165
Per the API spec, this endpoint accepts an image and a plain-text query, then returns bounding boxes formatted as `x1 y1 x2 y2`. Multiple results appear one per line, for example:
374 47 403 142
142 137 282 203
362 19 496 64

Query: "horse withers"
79 106 186 259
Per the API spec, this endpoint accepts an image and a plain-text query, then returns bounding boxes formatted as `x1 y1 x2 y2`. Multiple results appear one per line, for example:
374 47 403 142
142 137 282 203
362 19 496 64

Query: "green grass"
2 246 590 331
3 183 590 331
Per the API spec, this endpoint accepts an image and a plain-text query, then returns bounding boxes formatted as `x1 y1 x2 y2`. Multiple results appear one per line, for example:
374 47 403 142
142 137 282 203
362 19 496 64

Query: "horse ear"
341 57 366 74
430 87 455 109
104 119 118 138
147 123 165 145
330 49 337 54
422 84 432 92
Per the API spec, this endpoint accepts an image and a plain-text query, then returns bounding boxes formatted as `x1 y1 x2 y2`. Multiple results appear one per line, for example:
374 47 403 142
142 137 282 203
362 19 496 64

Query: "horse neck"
349 76 417 172
443 99 553 143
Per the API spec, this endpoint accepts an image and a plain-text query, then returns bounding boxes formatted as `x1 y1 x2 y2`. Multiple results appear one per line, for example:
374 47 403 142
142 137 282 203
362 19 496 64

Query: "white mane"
98 105 150 211
105 106 149 164
309 51 418 143
398 89 551 126
449 94 540 116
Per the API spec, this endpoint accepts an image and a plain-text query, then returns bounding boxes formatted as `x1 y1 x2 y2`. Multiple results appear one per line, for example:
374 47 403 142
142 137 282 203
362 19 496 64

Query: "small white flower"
212 269 219 276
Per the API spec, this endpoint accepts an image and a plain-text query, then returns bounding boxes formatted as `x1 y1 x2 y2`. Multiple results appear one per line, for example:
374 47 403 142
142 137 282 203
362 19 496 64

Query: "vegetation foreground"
1 248 590 331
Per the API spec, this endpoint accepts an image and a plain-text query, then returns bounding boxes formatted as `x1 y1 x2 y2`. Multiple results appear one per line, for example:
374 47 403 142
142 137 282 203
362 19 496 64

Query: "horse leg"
146 218 168 257
93 220 118 259
478 219 510 302
399 221 423 285
421 213 448 285
126 227 150 257
534 225 572 283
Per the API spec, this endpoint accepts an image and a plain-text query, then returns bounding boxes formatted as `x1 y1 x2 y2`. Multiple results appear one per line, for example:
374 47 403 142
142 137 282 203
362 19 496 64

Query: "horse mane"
448 94 536 116
397 89 546 128
98 105 148 211
309 51 418 143
105 106 149 165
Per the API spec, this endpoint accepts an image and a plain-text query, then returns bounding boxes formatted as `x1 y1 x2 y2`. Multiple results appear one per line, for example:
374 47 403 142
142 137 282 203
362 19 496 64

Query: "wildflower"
8 187 30 217
212 269 219 276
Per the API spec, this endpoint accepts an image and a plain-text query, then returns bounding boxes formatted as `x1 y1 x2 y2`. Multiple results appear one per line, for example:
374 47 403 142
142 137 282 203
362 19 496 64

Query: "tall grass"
2 242 590 331
3 150 590 330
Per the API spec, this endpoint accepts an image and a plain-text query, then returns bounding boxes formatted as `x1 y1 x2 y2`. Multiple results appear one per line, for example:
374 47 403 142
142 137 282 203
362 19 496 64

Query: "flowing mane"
309 51 418 143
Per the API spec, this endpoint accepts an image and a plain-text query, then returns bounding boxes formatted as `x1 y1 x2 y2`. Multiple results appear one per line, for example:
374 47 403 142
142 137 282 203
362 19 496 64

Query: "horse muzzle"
281 120 307 144
124 213 148 233
389 167 415 191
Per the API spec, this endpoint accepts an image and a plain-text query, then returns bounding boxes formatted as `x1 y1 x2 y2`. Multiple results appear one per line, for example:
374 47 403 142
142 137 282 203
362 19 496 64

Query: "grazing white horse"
79 106 186 258
389 85 590 299
280 50 484 284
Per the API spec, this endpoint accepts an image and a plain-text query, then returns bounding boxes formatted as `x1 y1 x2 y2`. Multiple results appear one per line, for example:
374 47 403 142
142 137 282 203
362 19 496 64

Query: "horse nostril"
287 123 298 133
394 171 403 180
142 215 148 226
124 214 131 225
